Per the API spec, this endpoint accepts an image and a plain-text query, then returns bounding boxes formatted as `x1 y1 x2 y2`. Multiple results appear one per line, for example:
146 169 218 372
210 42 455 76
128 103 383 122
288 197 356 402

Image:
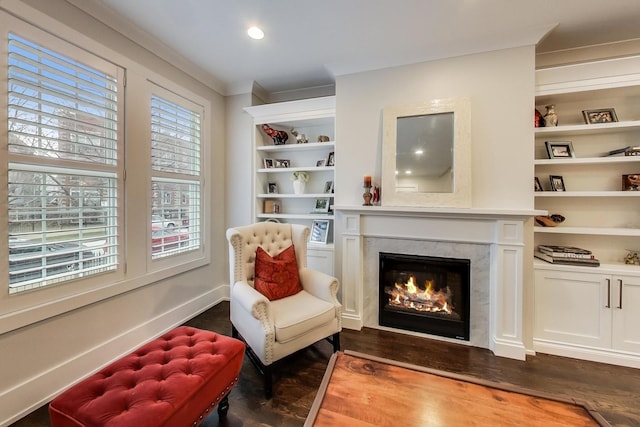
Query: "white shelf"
534 120 640 136
535 156 640 166
256 213 335 220
534 258 640 275
257 141 335 152
257 193 334 198
258 166 334 173
534 226 640 236
535 191 640 197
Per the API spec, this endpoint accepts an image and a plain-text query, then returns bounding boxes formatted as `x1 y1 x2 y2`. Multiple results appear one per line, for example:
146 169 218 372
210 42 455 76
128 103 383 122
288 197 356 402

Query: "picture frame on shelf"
622 174 640 191
264 158 274 168
327 151 335 167
582 108 618 124
263 200 280 214
323 180 334 193
316 159 326 167
312 198 331 213
310 219 330 244
545 141 575 159
274 159 290 168
549 175 566 191
267 183 278 194
534 177 543 191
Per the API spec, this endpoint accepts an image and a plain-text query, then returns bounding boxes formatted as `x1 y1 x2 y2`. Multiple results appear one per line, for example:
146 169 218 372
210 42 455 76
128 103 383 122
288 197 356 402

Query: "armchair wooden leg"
231 324 273 399
217 395 230 417
263 365 273 399
231 324 239 339
332 332 341 353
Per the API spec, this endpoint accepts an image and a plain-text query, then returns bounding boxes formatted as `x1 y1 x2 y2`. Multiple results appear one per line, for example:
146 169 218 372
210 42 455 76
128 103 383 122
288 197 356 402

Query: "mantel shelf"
334 205 544 219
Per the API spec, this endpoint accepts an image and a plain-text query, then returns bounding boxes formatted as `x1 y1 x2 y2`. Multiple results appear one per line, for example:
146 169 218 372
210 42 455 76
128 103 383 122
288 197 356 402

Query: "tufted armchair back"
226 222 310 288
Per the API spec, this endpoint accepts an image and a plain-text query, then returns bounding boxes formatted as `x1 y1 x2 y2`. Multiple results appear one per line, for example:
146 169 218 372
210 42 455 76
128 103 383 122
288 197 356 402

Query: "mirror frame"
381 97 471 207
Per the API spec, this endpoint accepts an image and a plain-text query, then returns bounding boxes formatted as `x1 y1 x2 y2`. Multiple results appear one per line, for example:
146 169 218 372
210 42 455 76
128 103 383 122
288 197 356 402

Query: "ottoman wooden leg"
217 395 230 417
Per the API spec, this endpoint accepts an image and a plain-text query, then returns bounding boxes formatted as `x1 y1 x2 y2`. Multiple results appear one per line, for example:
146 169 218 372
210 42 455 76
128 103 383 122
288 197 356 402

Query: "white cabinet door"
534 269 611 348
612 275 640 353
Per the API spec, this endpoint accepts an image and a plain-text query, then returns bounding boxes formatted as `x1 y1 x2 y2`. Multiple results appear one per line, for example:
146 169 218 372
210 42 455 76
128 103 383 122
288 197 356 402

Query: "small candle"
364 175 372 187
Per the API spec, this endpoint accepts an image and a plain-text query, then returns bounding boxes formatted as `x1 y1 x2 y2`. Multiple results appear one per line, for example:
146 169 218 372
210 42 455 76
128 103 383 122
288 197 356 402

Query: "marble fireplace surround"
335 206 539 361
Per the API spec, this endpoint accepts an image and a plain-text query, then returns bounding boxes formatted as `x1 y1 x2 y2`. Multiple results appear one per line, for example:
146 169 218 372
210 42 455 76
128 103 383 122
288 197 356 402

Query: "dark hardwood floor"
11 301 640 427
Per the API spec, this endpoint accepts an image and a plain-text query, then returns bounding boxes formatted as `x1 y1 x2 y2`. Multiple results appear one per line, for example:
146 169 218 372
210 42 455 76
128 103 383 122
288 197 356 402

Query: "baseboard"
0 287 226 427
533 339 640 369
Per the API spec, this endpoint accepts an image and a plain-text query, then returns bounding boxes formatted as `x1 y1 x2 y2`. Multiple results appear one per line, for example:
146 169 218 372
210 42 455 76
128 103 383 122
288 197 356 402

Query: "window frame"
0 10 212 335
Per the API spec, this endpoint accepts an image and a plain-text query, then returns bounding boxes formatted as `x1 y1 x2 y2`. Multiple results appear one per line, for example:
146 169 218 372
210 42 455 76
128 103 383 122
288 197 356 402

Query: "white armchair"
226 222 341 398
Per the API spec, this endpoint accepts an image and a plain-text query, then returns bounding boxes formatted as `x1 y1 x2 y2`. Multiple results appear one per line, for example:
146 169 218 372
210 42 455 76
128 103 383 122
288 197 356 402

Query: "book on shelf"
535 251 600 267
537 245 595 259
604 146 640 157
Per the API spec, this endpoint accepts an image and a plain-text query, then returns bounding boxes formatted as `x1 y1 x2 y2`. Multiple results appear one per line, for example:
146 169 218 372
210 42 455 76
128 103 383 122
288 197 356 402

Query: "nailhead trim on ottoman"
49 326 245 427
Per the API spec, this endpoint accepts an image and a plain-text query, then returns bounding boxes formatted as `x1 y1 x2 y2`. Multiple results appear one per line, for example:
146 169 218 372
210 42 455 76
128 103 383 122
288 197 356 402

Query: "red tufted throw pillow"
254 245 302 301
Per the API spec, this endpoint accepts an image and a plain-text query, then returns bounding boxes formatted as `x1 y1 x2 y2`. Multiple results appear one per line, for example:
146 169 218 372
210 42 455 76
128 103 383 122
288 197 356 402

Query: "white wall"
0 1 228 425
335 46 536 209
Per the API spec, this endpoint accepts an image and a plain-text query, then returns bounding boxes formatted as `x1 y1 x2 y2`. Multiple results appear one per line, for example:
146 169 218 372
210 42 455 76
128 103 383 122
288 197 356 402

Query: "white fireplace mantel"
334 205 543 361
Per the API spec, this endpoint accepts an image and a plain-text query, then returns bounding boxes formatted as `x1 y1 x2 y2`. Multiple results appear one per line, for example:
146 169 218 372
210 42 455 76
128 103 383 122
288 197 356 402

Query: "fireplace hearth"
379 252 470 341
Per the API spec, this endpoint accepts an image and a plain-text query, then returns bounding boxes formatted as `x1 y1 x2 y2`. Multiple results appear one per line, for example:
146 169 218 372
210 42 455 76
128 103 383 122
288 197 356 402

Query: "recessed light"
415 149 424 155
247 26 264 40
405 170 412 175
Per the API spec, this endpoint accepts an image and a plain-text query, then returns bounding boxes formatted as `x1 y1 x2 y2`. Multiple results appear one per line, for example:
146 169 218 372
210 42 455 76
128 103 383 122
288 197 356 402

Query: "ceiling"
70 0 640 96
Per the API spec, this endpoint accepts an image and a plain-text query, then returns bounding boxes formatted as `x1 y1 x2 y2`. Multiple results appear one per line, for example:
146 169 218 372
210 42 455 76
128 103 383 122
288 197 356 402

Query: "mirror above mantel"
381 97 471 207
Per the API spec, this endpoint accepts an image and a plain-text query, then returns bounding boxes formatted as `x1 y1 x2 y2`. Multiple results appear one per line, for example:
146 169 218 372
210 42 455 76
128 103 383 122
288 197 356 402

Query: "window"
150 92 202 259
7 33 121 293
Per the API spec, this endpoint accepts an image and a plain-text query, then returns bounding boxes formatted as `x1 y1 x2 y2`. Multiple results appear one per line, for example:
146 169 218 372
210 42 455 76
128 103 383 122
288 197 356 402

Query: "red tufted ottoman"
48 326 245 427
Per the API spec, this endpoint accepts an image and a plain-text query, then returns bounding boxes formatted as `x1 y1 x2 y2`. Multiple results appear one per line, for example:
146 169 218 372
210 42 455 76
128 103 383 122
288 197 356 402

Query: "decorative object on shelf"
535 244 599 266
274 159 290 168
267 183 278 194
534 109 545 128
310 220 330 244
263 200 280 214
372 185 380 204
316 159 326 167
549 175 566 191
582 108 618 124
543 104 558 127
534 177 543 191
290 128 308 144
622 174 640 191
317 135 330 142
327 151 335 166
312 198 331 213
362 187 373 206
534 214 565 227
264 158 274 168
262 124 288 145
624 249 640 265
545 141 575 159
323 180 334 193
364 175 372 187
625 147 640 156
291 171 309 195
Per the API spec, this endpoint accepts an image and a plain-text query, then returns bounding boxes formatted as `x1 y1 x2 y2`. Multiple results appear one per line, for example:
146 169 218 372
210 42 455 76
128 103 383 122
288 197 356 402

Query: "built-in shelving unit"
532 55 640 368
244 96 336 275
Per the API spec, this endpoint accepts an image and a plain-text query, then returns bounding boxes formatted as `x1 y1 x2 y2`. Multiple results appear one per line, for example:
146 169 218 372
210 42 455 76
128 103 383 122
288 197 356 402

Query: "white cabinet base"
533 338 640 369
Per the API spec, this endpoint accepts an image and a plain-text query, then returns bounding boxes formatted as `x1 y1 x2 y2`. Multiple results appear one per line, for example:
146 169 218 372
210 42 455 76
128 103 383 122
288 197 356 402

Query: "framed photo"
326 151 335 167
323 180 334 193
534 177 543 192
545 141 575 159
274 159 290 168
264 158 274 168
312 198 331 213
622 174 640 191
267 182 278 194
549 175 566 191
582 108 618 124
310 219 330 244
263 200 280 214
316 159 326 167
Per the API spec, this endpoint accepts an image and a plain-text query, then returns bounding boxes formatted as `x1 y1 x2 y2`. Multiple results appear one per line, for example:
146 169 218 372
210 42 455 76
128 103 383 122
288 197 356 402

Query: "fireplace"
379 252 470 341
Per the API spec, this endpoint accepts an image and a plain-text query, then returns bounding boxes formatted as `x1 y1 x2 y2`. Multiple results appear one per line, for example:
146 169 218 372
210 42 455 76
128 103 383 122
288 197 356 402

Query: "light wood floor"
11 301 640 426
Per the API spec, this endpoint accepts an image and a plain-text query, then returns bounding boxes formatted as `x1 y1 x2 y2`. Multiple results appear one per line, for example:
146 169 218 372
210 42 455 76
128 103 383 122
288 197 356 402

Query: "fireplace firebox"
379 252 470 341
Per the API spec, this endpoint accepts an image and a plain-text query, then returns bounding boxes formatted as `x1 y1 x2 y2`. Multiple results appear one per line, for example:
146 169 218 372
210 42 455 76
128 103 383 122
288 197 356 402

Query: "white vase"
293 180 306 195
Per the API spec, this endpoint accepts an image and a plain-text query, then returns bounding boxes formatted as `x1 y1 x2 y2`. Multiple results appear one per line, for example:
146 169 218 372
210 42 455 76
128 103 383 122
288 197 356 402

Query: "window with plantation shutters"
150 93 202 259
7 33 121 293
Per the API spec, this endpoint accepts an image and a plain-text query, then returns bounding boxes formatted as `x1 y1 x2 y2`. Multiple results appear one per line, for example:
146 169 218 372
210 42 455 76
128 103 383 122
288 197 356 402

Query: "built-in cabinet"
244 96 336 275
533 56 640 367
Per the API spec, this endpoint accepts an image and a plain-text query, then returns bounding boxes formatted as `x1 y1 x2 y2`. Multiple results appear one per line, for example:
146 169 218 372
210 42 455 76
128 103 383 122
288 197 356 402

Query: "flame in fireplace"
388 275 453 314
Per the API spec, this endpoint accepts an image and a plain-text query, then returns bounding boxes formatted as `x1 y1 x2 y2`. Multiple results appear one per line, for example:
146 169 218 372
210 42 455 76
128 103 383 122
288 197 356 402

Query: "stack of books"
535 245 600 267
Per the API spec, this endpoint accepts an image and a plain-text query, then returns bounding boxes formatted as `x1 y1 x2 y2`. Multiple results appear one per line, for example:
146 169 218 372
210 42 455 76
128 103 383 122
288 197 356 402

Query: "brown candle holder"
362 185 373 206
